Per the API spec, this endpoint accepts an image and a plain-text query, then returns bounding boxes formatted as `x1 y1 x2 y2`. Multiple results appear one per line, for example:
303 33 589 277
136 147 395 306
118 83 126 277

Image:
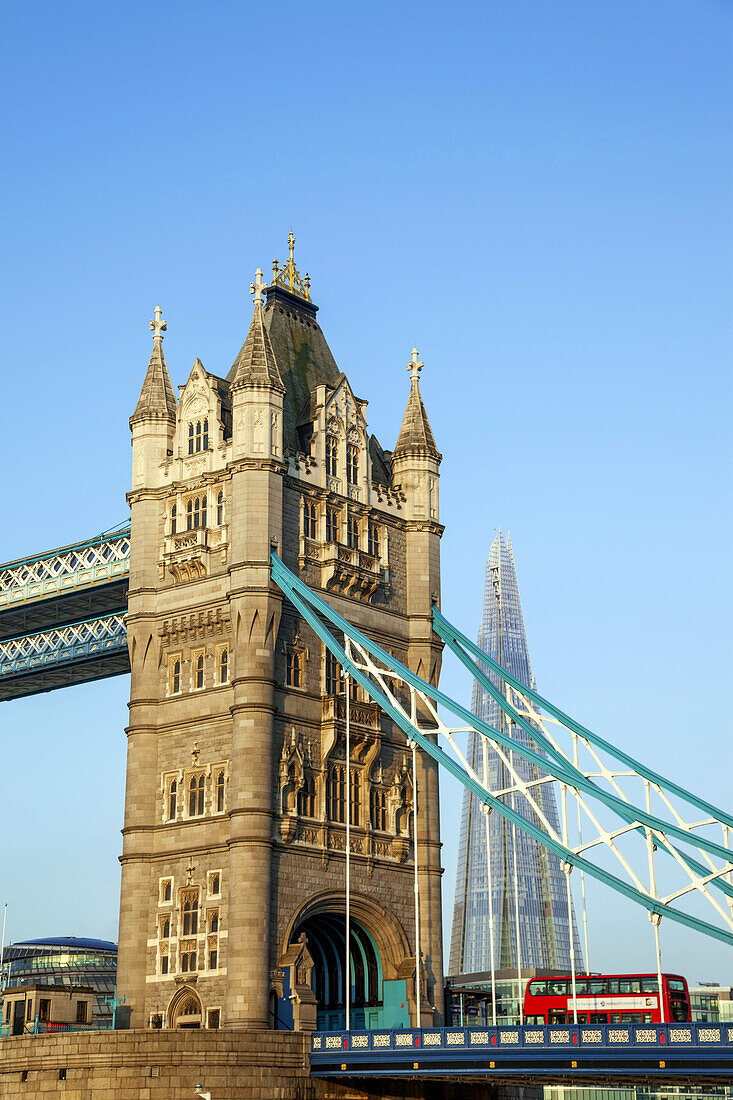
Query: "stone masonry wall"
0 1030 539 1100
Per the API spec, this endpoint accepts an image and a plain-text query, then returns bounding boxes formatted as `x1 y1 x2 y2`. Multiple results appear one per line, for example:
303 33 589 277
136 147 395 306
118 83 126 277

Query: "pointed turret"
130 305 177 425
229 269 285 393
393 348 441 461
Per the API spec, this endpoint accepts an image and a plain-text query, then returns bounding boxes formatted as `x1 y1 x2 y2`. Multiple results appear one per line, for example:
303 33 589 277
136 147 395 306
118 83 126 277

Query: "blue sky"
1 1 731 984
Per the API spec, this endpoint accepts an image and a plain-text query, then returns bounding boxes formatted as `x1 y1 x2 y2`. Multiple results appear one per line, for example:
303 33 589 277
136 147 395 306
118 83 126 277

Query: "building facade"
0 938 116 1025
117 239 445 1031
449 532 581 974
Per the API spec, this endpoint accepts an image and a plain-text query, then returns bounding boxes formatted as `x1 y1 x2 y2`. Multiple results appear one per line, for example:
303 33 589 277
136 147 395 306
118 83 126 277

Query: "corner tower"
118 238 445 1032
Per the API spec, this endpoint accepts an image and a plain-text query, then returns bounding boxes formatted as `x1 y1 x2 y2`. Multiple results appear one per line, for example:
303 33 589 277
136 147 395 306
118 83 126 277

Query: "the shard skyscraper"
449 532 582 974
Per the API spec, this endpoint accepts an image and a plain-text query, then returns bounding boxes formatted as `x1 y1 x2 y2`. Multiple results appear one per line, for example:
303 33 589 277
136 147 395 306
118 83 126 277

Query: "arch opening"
167 987 202 1029
291 913 384 1031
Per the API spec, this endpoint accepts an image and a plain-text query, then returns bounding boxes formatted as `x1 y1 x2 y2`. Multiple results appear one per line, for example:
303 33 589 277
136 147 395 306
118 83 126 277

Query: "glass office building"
0 937 117 1023
449 532 582 974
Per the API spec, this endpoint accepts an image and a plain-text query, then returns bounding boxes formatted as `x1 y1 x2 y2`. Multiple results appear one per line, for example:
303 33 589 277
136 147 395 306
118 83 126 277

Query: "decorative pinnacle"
149 304 166 341
250 267 266 306
407 347 423 383
270 233 311 301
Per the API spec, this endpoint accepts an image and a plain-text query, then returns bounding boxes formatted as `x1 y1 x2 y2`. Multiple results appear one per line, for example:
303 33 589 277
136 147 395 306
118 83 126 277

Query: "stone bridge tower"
118 239 444 1032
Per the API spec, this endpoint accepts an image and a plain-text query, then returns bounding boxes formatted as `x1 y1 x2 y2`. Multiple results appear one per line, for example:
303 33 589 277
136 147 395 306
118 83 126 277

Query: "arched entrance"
167 987 202 1029
279 891 413 1031
295 913 382 1030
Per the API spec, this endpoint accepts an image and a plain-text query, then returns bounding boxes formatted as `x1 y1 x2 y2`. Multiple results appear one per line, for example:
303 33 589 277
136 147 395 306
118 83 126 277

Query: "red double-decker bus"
523 973 691 1025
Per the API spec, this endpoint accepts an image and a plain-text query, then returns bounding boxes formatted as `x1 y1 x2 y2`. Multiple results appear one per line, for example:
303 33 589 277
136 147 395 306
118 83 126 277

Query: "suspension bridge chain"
270 552 733 948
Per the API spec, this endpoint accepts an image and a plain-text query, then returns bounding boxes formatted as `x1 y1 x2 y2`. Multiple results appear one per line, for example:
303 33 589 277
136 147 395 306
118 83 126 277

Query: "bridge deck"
309 1022 733 1084
0 528 130 640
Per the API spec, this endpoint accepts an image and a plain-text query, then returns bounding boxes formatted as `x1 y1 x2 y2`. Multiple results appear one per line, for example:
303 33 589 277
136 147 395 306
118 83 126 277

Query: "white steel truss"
0 614 127 675
0 531 130 610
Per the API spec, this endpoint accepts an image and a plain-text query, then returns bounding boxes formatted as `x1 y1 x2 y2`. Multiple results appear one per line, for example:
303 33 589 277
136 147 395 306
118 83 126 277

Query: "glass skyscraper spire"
449 532 583 975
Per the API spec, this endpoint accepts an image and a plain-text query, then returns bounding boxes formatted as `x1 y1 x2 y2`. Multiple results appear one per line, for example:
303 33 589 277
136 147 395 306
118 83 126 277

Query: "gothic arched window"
325 436 338 477
216 771 225 813
161 918 170 939
303 498 317 539
350 769 361 827
188 423 195 455
370 787 386 831
182 891 199 936
218 647 228 684
168 779 177 821
203 418 209 449
195 653 205 689
327 765 346 824
171 660 181 695
347 443 358 485
326 506 340 543
297 773 315 818
195 421 202 452
217 490 224 525
368 522 380 559
286 650 303 689
189 775 205 817
325 650 341 696
347 515 359 549
171 504 177 536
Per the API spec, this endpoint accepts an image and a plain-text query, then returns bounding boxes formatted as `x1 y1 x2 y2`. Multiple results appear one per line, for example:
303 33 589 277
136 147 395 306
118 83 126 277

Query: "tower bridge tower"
118 239 445 1032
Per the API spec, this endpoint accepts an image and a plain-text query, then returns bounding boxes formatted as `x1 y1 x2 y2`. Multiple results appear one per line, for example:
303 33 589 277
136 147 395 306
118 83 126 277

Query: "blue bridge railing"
310 1022 733 1079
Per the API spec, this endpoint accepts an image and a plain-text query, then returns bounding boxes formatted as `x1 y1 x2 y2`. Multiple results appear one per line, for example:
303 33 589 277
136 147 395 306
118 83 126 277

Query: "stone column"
224 464 284 1028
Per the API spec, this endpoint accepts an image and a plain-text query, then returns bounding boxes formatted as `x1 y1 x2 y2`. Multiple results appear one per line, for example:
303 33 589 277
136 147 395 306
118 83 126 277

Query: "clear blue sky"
1 1 731 984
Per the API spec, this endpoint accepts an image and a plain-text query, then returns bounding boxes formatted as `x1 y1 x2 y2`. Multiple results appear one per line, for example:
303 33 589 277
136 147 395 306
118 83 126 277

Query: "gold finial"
149 304 166 341
271 233 311 301
407 347 423 383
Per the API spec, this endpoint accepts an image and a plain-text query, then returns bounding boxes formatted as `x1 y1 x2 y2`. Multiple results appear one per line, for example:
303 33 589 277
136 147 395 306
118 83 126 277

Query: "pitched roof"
259 285 342 451
228 300 285 392
393 379 440 461
130 337 177 423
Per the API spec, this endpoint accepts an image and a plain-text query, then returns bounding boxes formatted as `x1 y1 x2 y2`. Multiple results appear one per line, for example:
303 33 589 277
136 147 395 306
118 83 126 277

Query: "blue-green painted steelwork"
270 552 733 948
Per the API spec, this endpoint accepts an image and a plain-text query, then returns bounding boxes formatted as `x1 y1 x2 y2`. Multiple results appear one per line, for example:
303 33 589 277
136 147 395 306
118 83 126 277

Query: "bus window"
590 1013 607 1024
577 1013 588 1024
609 1013 621 1024
548 1010 566 1025
620 979 641 994
607 979 619 994
525 1014 545 1025
528 981 547 996
622 1012 642 1023
643 1013 652 1023
575 979 588 995
641 978 658 993
668 980 686 992
548 980 567 996
670 1000 689 1022
588 979 607 995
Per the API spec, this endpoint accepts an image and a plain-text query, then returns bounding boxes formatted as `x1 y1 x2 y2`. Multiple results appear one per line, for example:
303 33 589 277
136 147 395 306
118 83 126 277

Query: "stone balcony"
301 539 381 601
161 525 229 583
322 693 381 731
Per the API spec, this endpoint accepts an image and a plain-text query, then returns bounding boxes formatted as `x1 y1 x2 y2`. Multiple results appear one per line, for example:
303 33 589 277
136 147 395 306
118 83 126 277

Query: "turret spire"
229 270 285 392
393 346 440 461
130 305 177 424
